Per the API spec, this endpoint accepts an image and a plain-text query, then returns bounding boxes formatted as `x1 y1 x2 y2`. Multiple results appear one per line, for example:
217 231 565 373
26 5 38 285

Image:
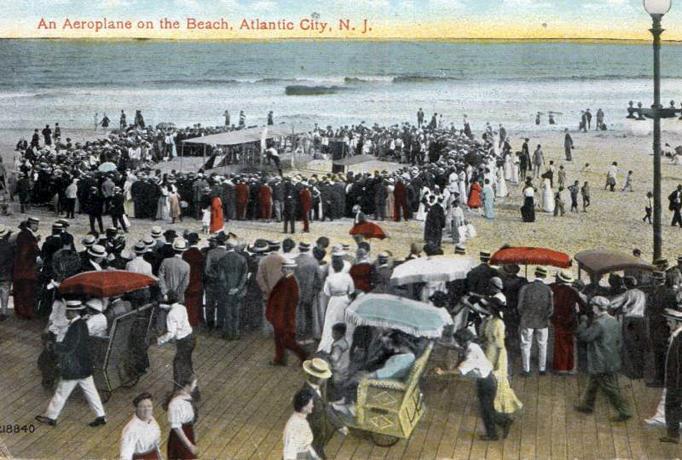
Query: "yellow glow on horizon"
1 17 680 42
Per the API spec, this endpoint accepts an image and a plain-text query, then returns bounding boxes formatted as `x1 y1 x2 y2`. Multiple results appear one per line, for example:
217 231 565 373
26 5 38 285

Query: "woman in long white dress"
458 170 468 206
317 258 355 354
123 173 136 217
415 186 431 221
385 180 395 221
511 153 520 185
542 177 555 213
503 152 513 181
496 167 508 198
156 181 170 221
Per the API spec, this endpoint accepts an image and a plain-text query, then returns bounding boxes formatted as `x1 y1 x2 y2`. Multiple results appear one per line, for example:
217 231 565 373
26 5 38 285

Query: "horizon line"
0 36 680 45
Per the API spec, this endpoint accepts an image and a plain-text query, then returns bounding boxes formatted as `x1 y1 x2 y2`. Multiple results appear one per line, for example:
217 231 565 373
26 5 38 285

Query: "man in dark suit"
283 180 297 234
203 233 228 330
36 300 107 427
669 185 682 227
661 308 682 443
517 266 554 376
83 186 105 235
466 251 499 295
210 240 249 340
301 358 347 459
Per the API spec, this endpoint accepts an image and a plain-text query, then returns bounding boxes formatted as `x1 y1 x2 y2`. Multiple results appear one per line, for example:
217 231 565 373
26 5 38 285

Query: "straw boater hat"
652 270 666 282
557 271 574 284
299 241 311 251
65 299 85 311
86 298 104 312
251 239 269 253
535 267 548 278
454 245 466 255
27 217 40 226
151 226 163 238
480 250 491 262
331 247 346 257
172 239 188 252
282 259 297 269
82 235 97 247
268 240 281 251
88 244 106 258
663 308 682 322
302 358 332 380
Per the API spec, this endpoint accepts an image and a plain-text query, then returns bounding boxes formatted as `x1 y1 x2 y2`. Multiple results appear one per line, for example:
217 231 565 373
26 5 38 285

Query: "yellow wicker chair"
355 342 433 446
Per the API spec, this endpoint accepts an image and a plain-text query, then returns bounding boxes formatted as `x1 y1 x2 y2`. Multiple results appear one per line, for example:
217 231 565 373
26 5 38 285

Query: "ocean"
2 39 682 133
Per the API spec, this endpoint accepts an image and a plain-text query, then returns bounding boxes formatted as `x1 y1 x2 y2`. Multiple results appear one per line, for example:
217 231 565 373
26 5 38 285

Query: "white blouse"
167 396 194 429
119 415 161 460
323 273 355 297
283 412 318 460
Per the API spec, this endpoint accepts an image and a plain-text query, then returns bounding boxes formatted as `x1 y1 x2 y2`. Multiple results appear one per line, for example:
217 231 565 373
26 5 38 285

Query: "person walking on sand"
644 191 653 224
581 181 591 212
622 170 634 192
605 162 618 192
564 129 574 161
532 145 544 179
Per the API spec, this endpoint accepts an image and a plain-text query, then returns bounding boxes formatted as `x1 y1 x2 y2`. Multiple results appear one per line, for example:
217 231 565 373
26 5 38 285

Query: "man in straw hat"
517 266 554 376
266 259 308 366
658 307 682 443
550 271 586 374
574 296 631 422
466 250 499 295
301 358 347 459
36 299 107 427
158 238 190 304
13 217 41 319
210 238 248 341
126 240 153 276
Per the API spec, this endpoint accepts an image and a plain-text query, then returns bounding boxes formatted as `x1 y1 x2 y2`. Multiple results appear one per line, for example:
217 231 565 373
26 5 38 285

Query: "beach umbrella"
349 221 388 240
390 255 477 286
59 270 156 297
490 247 571 268
98 162 117 173
345 293 453 339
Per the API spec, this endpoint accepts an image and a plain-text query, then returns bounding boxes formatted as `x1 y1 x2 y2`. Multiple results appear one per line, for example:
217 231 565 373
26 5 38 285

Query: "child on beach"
581 181 591 212
568 180 580 212
622 170 634 192
644 191 653 224
554 187 565 216
557 165 567 189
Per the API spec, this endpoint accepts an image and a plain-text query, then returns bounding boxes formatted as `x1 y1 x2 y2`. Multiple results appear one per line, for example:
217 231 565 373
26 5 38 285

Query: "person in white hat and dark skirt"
36 300 107 427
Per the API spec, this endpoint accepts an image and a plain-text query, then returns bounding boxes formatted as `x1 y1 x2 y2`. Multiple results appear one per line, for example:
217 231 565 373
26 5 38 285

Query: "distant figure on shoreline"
223 110 230 127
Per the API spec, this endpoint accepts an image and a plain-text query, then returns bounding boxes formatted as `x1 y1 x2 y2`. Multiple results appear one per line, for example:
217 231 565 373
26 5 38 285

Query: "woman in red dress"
165 375 199 460
209 194 223 234
467 181 483 209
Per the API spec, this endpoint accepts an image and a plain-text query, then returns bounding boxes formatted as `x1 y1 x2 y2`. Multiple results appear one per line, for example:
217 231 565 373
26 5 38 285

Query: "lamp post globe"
644 0 672 16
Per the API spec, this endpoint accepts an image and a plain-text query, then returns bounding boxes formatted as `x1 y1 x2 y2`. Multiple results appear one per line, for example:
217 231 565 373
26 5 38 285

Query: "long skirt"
132 448 161 460
313 292 327 340
552 329 575 372
317 295 354 353
13 279 36 319
184 292 203 327
167 424 196 460
174 335 195 384
621 317 646 379
520 197 535 222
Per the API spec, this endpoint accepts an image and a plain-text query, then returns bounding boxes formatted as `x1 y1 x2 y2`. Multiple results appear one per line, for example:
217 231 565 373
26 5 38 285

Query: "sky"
3 0 682 40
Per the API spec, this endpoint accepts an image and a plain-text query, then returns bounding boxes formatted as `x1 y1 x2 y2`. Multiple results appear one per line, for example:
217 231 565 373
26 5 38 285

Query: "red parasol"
59 270 157 297
350 222 388 240
490 247 571 268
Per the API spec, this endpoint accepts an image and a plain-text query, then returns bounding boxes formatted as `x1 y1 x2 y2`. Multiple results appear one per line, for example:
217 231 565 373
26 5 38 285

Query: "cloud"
250 0 277 12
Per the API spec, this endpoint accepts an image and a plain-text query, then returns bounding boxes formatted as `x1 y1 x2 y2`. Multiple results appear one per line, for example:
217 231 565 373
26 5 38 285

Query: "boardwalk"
0 316 680 460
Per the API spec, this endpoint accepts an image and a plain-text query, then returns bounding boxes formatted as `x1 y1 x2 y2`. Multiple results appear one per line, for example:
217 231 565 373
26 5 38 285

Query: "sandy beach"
3 125 682 276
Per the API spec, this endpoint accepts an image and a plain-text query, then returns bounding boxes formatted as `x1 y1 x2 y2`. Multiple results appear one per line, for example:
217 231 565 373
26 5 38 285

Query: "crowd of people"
4 108 682 459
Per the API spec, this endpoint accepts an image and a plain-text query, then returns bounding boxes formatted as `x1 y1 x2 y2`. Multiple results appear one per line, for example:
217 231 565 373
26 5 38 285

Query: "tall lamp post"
644 0 672 261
